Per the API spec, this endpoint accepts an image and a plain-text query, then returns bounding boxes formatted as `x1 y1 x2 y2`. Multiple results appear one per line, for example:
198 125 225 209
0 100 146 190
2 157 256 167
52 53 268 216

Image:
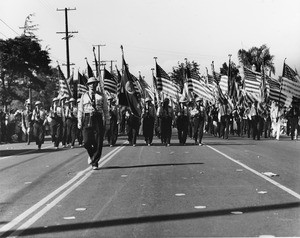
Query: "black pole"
65 8 70 78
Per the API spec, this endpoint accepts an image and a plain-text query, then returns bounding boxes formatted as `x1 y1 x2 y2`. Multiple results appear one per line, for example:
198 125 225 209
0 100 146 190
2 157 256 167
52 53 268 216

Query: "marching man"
77 77 110 170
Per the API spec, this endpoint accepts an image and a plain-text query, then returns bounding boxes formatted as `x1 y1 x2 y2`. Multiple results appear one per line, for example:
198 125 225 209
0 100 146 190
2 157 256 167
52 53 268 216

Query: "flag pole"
276 57 287 121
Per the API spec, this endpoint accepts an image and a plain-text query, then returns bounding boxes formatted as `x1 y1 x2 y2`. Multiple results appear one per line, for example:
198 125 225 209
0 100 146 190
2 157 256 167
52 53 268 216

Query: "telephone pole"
101 60 117 73
56 7 78 78
93 44 106 72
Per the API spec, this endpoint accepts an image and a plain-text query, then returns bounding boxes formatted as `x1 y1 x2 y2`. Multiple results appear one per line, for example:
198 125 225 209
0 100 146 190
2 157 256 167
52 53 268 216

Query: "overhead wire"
0 18 20 36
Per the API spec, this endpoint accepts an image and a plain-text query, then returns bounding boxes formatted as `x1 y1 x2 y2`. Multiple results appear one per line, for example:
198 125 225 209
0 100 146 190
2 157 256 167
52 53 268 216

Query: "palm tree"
238 44 275 75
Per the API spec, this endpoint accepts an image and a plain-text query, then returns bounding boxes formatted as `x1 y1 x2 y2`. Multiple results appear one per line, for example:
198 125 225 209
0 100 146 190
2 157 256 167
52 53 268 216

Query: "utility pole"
101 60 117 73
56 7 78 78
93 44 106 72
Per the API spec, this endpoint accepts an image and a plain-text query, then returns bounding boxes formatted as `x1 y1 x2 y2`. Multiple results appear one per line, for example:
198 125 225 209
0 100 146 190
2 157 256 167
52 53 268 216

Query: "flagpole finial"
153 57 157 64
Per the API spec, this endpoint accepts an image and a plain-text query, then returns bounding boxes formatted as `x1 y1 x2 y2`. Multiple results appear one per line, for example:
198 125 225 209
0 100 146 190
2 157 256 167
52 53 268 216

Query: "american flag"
77 71 88 96
266 75 286 103
103 68 117 94
187 68 214 102
283 63 299 82
207 73 215 85
243 66 261 95
155 62 180 99
57 65 71 97
219 75 228 95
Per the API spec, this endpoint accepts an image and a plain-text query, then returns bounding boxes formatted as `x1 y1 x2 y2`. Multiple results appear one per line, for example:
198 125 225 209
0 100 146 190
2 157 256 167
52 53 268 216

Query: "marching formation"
1 77 299 170
1 50 300 171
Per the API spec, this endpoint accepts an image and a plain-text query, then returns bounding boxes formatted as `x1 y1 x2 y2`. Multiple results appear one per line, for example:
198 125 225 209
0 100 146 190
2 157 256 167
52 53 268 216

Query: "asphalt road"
0 132 299 237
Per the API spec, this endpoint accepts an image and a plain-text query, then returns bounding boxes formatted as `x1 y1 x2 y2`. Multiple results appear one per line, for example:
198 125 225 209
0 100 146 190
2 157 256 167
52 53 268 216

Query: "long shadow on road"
100 162 204 170
4 202 299 237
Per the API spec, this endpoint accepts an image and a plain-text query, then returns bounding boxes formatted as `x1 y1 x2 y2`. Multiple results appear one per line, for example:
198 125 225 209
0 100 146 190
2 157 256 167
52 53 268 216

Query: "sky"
1 0 300 86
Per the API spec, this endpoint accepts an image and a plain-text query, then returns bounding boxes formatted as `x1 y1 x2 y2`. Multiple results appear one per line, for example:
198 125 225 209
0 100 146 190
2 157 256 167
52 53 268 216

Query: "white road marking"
175 193 186 196
207 145 300 200
0 144 125 236
194 206 206 209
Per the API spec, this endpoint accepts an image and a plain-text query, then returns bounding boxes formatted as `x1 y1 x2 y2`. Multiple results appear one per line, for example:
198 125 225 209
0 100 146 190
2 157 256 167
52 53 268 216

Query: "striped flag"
77 71 88 96
219 75 228 95
283 63 300 82
57 65 72 97
188 69 214 102
138 74 154 100
155 62 179 99
242 66 261 100
266 75 286 103
281 76 300 106
103 68 117 93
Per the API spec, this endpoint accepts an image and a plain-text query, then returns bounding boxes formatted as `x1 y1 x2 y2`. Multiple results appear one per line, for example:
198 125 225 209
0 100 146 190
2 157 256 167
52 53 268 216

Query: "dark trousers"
143 116 155 144
247 119 252 138
107 116 118 146
33 121 44 146
51 118 62 147
83 114 104 167
77 128 83 145
66 118 77 146
61 120 67 146
193 116 205 143
160 116 172 144
251 116 260 140
290 116 298 140
177 115 189 144
127 115 140 145
220 115 229 139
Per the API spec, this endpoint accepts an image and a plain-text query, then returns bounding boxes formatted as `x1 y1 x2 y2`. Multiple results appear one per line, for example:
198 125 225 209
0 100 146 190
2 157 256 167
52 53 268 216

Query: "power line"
0 18 20 36
0 31 8 39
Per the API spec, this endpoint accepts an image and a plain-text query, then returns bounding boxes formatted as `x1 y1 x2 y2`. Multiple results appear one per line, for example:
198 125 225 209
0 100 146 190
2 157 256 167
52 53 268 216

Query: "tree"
219 61 241 83
0 35 52 110
171 60 200 92
238 44 275 75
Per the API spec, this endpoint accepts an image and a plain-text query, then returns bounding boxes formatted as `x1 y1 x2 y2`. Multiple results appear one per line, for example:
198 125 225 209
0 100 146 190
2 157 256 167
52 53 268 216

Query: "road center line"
206 145 300 200
0 144 126 236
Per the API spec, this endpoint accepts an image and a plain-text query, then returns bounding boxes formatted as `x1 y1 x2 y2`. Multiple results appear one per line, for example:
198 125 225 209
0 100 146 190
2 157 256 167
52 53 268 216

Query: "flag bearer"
50 97 63 149
157 98 174 146
65 98 78 148
77 77 110 170
191 97 207 146
142 97 156 146
107 95 119 147
176 98 189 145
31 101 47 150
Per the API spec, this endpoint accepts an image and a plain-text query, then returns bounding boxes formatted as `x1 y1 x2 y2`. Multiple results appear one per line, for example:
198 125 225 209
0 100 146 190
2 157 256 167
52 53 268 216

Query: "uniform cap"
35 101 42 106
25 99 31 104
86 77 98 85
69 98 75 102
